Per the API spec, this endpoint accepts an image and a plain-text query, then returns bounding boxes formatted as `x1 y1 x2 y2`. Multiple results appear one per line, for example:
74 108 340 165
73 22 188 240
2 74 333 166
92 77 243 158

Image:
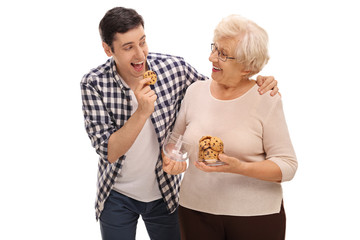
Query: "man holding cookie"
80 7 278 240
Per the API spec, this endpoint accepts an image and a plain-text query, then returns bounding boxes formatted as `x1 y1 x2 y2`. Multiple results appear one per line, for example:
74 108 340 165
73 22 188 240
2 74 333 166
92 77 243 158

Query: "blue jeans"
99 190 180 240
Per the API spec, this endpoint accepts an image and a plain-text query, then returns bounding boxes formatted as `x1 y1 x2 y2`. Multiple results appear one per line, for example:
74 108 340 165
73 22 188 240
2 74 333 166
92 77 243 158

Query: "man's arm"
81 76 156 164
107 78 157 163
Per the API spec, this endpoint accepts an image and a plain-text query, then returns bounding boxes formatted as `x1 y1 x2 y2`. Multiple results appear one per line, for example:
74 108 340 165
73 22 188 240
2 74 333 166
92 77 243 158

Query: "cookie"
143 70 157 85
203 148 219 161
198 146 204 159
210 136 224 152
199 136 212 142
199 138 211 150
203 149 218 163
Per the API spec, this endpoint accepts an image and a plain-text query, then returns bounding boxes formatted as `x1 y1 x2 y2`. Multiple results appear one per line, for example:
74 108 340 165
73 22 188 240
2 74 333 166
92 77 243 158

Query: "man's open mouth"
131 61 144 72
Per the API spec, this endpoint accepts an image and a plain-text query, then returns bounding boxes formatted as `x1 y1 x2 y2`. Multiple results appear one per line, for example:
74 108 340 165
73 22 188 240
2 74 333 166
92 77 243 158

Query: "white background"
1 0 359 239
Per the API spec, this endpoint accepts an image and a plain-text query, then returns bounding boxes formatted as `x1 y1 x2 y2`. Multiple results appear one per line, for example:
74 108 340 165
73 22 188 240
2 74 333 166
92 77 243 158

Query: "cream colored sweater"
173 80 297 216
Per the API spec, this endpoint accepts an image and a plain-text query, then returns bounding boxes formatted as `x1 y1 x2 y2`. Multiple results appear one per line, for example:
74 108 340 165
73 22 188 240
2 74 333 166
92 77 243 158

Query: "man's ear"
102 42 113 57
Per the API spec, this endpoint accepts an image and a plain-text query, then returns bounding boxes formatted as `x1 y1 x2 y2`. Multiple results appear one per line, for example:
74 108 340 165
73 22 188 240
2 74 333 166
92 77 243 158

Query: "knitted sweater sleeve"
263 96 298 182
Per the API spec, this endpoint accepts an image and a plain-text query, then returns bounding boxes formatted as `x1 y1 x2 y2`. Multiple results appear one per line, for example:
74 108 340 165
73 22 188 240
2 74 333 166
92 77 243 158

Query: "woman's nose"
209 51 218 63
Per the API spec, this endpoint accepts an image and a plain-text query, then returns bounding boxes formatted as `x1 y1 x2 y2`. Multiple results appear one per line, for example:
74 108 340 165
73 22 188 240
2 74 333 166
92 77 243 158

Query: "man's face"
103 25 149 84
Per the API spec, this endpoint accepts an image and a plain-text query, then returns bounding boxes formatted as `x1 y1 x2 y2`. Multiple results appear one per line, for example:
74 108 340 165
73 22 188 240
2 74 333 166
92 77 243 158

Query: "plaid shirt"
81 52 207 220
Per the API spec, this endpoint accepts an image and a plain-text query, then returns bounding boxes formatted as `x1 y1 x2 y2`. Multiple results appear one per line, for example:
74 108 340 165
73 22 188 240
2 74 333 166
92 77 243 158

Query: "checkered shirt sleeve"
81 53 207 220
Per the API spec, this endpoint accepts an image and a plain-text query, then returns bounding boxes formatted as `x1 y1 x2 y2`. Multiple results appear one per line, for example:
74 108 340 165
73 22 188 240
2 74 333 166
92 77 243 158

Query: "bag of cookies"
198 136 225 166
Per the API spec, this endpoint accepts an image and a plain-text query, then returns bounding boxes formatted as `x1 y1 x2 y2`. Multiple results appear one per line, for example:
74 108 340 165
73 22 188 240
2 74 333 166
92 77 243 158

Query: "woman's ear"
242 70 251 77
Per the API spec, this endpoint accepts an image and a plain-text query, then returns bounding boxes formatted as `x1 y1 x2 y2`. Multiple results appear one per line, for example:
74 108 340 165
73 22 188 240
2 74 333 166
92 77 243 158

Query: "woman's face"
209 37 247 86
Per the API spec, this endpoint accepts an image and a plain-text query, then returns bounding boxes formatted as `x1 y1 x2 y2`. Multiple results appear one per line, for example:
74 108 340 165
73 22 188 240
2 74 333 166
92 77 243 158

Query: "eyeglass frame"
210 43 236 62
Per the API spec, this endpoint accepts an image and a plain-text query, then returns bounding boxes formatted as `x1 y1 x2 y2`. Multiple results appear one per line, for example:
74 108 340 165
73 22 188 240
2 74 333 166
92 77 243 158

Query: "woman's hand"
194 153 242 174
162 151 187 175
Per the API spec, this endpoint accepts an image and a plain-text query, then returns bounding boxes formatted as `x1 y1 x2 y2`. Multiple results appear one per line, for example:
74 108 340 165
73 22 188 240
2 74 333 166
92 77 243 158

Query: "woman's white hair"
214 14 269 76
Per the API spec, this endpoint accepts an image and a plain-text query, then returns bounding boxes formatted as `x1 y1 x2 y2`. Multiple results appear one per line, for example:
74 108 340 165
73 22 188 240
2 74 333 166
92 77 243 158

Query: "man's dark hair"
99 7 144 51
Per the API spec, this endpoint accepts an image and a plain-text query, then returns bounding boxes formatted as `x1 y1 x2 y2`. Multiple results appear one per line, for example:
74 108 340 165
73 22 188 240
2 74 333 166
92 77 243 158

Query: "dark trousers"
100 190 180 240
178 203 286 240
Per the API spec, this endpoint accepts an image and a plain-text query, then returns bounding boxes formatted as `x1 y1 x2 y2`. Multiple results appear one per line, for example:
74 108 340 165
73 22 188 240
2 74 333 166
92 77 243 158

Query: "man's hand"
162 151 187 175
134 78 157 117
256 75 279 96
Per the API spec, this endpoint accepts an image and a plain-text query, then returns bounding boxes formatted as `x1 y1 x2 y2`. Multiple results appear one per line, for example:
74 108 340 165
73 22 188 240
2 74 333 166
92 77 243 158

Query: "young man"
80 7 278 240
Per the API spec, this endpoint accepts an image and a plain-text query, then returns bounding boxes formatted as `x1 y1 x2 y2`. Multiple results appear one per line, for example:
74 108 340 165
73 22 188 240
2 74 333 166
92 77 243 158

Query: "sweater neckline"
207 79 258 102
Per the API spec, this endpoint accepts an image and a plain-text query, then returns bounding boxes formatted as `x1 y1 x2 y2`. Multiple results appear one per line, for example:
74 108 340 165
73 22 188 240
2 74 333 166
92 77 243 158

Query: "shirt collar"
110 58 131 92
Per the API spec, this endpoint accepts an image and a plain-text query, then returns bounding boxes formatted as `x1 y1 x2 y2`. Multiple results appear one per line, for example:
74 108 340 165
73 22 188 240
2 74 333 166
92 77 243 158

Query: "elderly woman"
163 14 297 240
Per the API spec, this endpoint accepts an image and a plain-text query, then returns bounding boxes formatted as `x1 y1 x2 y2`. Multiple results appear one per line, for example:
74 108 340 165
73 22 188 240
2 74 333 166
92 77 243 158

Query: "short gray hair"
214 14 269 76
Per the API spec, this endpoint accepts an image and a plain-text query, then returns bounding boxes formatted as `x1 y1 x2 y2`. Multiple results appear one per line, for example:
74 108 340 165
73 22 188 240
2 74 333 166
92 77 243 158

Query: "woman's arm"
195 155 282 182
